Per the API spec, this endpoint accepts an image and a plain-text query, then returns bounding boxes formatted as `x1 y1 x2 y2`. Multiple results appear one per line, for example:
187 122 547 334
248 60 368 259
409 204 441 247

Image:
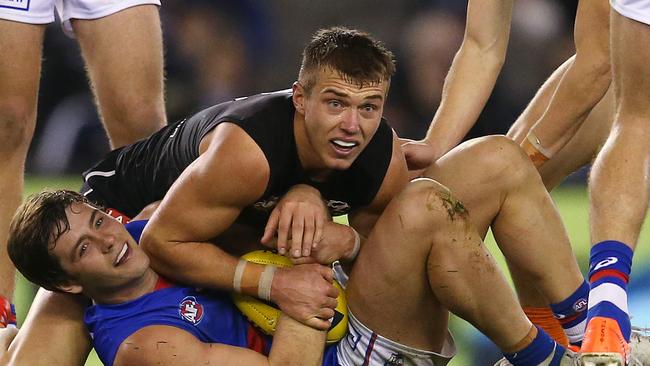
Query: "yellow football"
231 250 348 344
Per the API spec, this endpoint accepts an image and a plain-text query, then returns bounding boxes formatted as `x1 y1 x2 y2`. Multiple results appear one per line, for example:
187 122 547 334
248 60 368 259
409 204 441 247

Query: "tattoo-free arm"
114 314 326 366
403 0 514 168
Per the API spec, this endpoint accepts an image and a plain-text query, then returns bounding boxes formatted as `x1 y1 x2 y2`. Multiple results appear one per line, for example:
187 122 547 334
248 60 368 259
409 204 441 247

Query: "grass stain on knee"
430 190 468 221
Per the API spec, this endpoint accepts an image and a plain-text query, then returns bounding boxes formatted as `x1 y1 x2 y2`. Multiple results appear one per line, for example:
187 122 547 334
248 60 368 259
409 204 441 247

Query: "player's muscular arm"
114 315 326 366
141 124 337 330
403 0 513 169
141 123 269 290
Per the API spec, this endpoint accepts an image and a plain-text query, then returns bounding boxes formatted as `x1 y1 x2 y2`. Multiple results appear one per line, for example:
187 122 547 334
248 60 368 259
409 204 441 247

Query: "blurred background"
17 0 650 365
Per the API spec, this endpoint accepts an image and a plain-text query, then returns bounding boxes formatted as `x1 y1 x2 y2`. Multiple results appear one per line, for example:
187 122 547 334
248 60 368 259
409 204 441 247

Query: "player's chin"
327 160 354 171
325 155 359 170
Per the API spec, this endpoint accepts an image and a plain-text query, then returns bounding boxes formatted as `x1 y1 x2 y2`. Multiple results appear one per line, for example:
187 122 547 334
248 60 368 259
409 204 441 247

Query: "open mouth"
330 139 358 152
114 243 129 266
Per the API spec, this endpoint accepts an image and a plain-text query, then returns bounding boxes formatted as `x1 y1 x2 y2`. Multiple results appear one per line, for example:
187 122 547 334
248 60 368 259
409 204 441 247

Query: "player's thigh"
346 180 449 347
5 289 90 366
611 9 650 118
73 4 164 108
0 20 44 120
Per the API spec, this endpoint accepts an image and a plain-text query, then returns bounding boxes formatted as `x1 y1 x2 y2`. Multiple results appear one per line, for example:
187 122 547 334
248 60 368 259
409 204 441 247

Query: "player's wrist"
342 227 361 262
0 295 16 329
233 260 277 302
522 132 551 168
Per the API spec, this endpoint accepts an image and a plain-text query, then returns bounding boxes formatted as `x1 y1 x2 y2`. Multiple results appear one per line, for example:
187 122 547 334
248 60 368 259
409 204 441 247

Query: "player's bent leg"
509 264 569 346
1 289 91 366
0 20 44 315
348 178 579 365
349 178 530 352
425 136 584 301
425 136 588 345
346 179 453 353
73 4 166 148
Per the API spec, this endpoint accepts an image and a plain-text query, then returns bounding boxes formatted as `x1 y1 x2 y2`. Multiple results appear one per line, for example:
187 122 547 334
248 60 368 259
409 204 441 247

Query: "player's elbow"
139 225 171 266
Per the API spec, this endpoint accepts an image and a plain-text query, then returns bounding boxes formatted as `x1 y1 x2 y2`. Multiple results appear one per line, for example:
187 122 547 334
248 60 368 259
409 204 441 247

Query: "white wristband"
233 259 247 293
346 227 361 261
526 132 552 159
258 265 276 302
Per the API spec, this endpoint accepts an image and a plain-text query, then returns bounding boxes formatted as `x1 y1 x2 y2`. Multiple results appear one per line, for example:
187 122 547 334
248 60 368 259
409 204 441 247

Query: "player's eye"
79 243 89 258
94 217 103 228
328 100 343 108
362 104 378 112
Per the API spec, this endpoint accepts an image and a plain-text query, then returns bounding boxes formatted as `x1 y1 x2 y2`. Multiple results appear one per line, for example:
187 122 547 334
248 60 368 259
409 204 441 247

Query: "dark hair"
7 190 95 292
298 26 396 94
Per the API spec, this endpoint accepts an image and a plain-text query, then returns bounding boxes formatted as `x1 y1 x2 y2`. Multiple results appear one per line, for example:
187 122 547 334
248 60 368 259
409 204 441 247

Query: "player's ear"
58 283 83 295
292 82 305 114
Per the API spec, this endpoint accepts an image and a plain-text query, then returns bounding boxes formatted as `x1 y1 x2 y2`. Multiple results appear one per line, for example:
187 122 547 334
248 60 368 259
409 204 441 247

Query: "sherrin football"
231 250 348 344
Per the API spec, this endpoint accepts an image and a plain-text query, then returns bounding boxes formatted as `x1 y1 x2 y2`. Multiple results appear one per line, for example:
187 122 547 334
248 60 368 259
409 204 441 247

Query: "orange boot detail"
580 317 630 366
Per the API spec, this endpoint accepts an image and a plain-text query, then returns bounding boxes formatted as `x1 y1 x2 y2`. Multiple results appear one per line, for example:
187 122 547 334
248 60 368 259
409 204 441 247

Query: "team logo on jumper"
573 298 588 313
0 0 29 11
179 296 204 325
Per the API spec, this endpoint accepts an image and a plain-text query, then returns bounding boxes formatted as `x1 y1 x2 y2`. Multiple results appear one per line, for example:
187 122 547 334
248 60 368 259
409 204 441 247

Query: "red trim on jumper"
247 323 269 354
589 269 629 284
154 276 174 291
105 208 131 224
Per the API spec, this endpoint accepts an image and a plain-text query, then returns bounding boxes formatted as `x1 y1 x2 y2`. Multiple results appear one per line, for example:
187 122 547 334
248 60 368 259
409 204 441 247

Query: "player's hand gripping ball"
231 250 348 344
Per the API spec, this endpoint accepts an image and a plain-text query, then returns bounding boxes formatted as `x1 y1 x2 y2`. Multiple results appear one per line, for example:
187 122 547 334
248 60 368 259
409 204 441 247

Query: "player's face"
50 203 150 295
294 67 389 173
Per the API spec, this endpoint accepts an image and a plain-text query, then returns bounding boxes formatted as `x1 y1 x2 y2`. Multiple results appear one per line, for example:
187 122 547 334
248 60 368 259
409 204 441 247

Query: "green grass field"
16 177 650 365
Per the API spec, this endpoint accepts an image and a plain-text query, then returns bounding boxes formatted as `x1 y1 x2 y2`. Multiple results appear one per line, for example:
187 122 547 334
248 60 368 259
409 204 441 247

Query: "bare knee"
395 178 470 234
462 135 537 186
0 99 36 155
101 99 166 147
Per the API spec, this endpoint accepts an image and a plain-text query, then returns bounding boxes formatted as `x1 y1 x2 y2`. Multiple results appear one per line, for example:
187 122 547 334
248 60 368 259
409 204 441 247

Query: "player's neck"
91 269 159 305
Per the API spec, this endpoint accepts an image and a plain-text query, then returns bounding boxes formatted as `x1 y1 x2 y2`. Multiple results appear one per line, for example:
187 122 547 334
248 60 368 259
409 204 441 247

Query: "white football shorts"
336 310 457 366
0 0 160 37
611 0 650 25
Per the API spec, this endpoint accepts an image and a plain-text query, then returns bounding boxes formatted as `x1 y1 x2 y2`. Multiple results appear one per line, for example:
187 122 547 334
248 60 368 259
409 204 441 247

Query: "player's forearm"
143 236 241 291
507 56 574 144
529 53 611 157
142 237 280 304
423 40 505 158
268 314 326 366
